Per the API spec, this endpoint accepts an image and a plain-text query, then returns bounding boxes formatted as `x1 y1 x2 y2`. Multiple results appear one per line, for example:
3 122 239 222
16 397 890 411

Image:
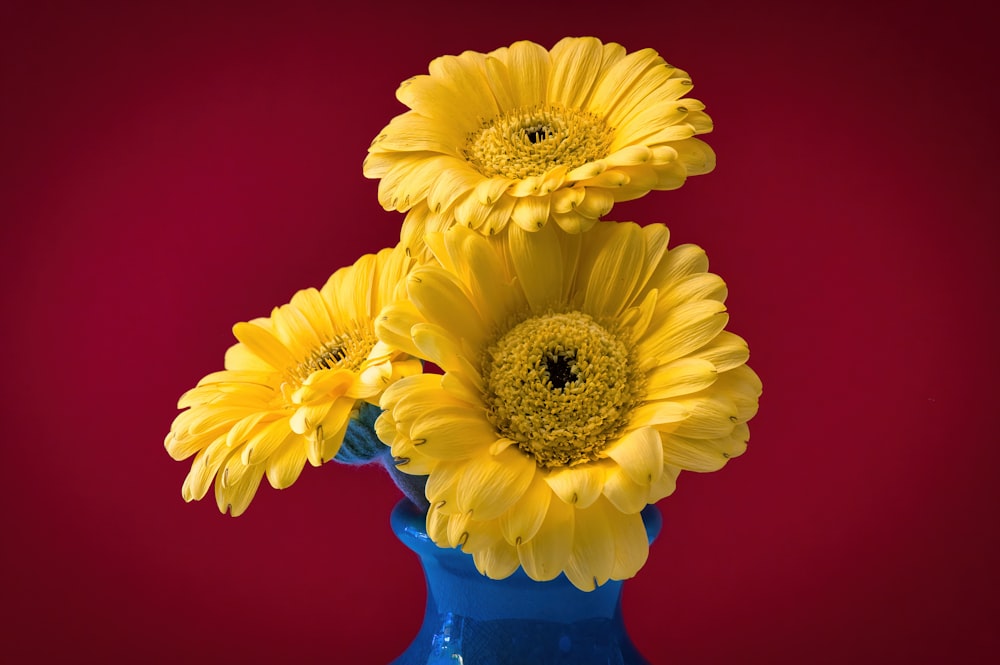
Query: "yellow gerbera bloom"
364 36 714 238
165 245 421 516
375 222 760 590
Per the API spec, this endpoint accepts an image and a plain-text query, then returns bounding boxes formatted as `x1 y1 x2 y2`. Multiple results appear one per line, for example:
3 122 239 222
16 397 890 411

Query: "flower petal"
264 437 308 490
409 408 497 460
456 447 537 521
517 496 575 582
608 505 650 579
582 222 645 318
602 465 650 514
231 322 295 371
407 268 487 350
564 497 616 590
507 222 566 311
644 358 719 400
499 472 552 546
543 463 607 509
547 36 605 108
503 40 550 107
604 427 664 486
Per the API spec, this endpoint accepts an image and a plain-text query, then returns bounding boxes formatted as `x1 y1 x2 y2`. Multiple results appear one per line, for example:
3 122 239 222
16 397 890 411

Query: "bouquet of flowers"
165 36 761 593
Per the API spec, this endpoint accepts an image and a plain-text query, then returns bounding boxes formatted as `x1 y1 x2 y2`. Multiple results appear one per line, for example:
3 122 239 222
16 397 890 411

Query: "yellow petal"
454 191 497 231
231 322 295 371
424 459 462 511
660 273 728 310
549 186 586 214
426 51 499 120
289 401 332 436
603 144 652 168
517 496 575 582
375 301 425 359
607 505 650 579
644 358 719 400
507 222 565 311
407 268 486 350
547 37 605 108
670 395 738 439
628 400 690 429
410 324 484 390
686 331 750 373
214 458 263 517
642 243 708 294
264 437 308 489
575 169 629 189
620 288 658 344
370 111 465 153
242 418 294 465
473 539 521 580
456 447 536 521
605 428 663 486
292 368 355 404
483 54 516 110
563 498 616 591
639 300 729 364
426 162 485 213
409 408 496 460
389 442 437 476
602 465 650 514
508 174 545 197
589 47 669 123
648 463 681 502
582 222 644 318
671 138 716 176
499 472 552 545
504 40 550 107
376 155 451 211
427 502 451 545
473 175 513 205
575 187 614 220
478 197 518 236
551 209 597 234
180 435 229 501
510 195 552 231
543 463 607 508
662 432 746 472
224 342 278 373
612 99 698 149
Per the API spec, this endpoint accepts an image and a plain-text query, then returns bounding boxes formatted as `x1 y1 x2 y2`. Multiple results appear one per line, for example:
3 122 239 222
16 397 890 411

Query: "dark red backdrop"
2 1 997 663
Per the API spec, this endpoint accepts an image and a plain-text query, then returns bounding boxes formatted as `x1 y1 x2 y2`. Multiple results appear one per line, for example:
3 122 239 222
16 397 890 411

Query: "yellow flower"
364 37 715 239
165 245 421 516
375 222 760 590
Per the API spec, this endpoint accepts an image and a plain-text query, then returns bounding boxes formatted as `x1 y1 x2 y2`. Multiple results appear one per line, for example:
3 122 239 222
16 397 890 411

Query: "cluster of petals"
165 246 419 516
374 222 760 589
364 36 715 247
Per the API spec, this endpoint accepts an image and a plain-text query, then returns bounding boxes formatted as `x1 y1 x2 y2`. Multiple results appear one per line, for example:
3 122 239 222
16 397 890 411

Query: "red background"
2 1 997 663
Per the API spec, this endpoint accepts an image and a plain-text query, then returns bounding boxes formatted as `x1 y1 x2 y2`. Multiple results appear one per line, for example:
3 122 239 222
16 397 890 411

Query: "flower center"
288 327 375 385
463 104 614 179
482 311 642 468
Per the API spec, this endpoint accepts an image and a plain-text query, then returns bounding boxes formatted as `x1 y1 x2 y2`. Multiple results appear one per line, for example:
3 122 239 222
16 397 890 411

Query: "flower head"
375 222 760 590
165 245 421 516
364 37 715 240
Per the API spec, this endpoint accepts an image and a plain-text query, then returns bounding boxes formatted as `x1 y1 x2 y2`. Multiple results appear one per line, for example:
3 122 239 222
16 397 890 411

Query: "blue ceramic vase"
390 498 662 665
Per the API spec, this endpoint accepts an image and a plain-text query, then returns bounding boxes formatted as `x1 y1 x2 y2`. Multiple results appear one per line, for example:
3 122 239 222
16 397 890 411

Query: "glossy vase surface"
390 499 662 665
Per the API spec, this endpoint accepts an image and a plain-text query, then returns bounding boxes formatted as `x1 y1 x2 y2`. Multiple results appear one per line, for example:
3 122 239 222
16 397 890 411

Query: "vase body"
390 499 662 665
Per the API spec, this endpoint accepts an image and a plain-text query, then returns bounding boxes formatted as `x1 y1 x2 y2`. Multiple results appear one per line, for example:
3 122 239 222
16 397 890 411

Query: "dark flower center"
544 352 578 389
524 124 553 144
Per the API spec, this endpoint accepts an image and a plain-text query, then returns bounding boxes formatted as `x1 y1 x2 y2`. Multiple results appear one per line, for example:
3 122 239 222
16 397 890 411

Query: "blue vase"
390 499 662 665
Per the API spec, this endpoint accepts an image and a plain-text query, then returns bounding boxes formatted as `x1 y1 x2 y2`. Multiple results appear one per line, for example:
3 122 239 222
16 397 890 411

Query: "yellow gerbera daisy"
364 36 715 237
165 245 421 516
375 222 760 590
